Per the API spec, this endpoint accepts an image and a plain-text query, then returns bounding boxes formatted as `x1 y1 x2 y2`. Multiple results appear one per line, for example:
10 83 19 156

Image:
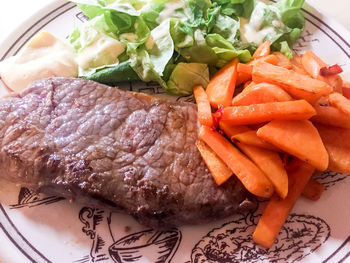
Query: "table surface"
0 0 349 262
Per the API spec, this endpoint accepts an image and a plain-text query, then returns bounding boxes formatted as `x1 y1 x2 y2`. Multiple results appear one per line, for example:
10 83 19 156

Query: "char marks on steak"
0 77 249 228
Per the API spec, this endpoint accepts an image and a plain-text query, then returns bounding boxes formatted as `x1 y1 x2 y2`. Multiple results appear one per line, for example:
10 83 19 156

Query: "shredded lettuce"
69 0 305 94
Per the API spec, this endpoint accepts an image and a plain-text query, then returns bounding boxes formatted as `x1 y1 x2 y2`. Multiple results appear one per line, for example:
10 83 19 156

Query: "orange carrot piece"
315 123 350 174
236 142 288 198
232 82 293 106
302 178 325 201
238 56 280 78
199 126 274 198
301 50 343 93
301 50 327 78
253 160 315 248
243 80 254 89
252 61 332 103
257 120 329 171
290 54 309 75
232 130 280 151
236 55 279 86
237 63 253 75
236 72 252 86
221 100 316 125
253 40 271 59
193 85 213 127
219 121 251 138
328 92 350 115
343 80 350 99
311 103 350 129
196 139 233 185
273 52 292 69
206 58 238 108
250 54 279 66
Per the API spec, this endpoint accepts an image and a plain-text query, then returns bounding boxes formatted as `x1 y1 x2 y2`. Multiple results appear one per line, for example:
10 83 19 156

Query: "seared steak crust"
0 77 248 227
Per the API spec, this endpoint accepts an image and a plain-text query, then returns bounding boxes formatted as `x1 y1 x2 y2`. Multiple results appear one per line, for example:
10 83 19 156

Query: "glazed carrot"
219 121 251 138
193 85 213 127
302 178 325 201
290 54 309 75
221 100 316 125
232 82 293 106
237 63 253 75
236 72 252 86
328 92 350 115
253 40 271 59
311 103 350 129
196 139 233 185
250 54 279 66
252 61 332 103
301 50 343 93
243 80 253 89
237 54 280 79
232 130 280 151
236 55 278 86
253 160 315 248
343 80 350 99
199 126 274 198
273 52 292 69
236 142 288 199
257 120 329 171
206 58 238 108
315 123 350 174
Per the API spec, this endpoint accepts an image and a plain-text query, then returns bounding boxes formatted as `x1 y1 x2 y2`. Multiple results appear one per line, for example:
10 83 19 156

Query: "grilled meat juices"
0 77 249 228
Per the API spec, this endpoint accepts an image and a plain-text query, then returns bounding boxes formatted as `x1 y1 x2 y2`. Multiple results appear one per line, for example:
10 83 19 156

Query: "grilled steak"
0 77 249 228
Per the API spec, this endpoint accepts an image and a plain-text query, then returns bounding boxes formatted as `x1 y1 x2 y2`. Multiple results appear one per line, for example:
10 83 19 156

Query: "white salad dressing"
156 0 186 24
78 35 125 70
240 1 284 45
0 31 78 92
120 33 139 42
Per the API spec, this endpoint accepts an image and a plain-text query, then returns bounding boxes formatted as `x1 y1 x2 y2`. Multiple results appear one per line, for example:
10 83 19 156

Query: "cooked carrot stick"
302 178 325 201
328 92 350 115
253 40 271 59
252 61 332 103
311 103 350 129
236 142 288 199
232 130 280 151
250 54 279 66
253 160 315 248
243 80 253 89
238 54 280 77
273 52 292 69
237 63 253 75
219 121 251 138
221 100 316 125
315 123 350 174
196 139 233 185
206 58 238 108
301 50 343 93
257 120 329 171
290 54 309 75
236 72 252 86
232 82 292 106
199 126 274 198
193 85 213 127
343 80 350 99
236 55 278 86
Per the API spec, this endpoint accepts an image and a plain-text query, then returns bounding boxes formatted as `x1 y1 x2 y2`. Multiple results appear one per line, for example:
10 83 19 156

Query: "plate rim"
0 1 350 263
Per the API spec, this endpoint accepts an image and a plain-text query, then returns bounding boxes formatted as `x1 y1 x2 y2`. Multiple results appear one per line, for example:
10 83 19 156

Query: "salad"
69 0 305 95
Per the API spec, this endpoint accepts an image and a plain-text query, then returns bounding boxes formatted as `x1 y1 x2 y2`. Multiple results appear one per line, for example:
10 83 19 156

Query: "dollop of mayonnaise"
0 31 78 92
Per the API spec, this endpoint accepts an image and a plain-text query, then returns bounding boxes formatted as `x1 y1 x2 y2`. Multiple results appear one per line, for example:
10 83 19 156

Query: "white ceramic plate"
0 1 350 263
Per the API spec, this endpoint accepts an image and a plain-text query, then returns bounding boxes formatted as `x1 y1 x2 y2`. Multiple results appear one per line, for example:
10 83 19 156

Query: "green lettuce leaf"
166 62 209 95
